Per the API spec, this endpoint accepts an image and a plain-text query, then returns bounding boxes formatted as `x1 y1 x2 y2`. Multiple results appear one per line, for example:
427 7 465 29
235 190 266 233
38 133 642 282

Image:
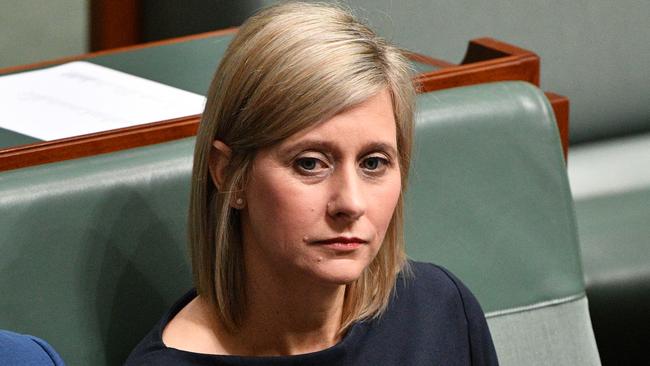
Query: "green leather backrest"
405 82 599 365
405 81 585 312
0 82 593 365
0 141 195 365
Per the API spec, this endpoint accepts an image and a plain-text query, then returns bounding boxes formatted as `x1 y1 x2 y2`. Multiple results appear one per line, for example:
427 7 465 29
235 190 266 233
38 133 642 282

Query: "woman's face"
240 89 401 286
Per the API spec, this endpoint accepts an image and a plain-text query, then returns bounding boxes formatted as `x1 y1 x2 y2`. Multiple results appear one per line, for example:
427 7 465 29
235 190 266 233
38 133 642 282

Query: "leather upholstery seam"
485 293 586 318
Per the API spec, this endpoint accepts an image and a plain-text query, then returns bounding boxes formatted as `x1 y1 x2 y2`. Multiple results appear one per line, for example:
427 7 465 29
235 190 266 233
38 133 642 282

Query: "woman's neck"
226 257 347 356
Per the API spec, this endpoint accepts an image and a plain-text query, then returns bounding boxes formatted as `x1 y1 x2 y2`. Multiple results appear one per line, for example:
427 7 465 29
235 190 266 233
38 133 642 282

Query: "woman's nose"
326 166 366 222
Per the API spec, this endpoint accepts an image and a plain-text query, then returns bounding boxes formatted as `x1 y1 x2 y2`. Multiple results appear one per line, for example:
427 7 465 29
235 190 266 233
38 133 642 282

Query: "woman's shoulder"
400 261 474 296
357 261 498 364
394 260 486 320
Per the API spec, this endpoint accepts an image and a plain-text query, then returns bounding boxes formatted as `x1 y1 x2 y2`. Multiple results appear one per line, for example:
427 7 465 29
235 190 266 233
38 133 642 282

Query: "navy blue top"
125 261 498 365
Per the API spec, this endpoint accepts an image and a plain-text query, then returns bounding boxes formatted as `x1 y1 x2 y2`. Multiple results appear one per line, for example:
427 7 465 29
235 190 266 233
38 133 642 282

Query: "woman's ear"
208 140 232 190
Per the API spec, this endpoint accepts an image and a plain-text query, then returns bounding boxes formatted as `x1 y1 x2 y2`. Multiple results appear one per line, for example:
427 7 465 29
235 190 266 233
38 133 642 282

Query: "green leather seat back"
0 82 600 365
0 39 237 362
0 140 196 365
406 82 600 365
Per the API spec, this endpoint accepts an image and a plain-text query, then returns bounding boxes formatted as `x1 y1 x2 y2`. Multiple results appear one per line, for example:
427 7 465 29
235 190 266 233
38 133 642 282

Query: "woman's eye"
361 156 388 171
297 158 318 170
295 157 328 174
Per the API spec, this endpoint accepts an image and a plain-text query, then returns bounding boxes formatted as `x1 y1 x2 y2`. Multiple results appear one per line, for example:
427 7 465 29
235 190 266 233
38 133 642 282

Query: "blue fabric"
0 330 66 365
126 261 498 365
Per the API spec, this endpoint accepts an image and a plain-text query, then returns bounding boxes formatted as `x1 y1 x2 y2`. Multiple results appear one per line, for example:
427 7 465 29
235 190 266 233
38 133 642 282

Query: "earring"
235 197 244 207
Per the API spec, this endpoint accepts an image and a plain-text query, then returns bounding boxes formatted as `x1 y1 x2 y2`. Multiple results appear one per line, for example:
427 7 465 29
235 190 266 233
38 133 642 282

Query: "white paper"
0 61 206 141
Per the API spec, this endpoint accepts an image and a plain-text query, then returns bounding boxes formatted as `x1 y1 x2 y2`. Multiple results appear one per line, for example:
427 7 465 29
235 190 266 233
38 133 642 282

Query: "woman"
126 2 498 365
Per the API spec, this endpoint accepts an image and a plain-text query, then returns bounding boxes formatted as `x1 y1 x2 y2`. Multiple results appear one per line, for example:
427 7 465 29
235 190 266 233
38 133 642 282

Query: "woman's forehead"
268 90 397 155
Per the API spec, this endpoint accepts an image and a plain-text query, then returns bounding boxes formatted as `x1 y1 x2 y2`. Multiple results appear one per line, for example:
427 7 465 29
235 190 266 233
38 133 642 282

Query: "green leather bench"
0 82 600 365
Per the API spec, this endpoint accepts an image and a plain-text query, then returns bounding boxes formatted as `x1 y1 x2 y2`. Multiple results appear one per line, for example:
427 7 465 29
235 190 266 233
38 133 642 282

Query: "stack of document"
0 61 206 141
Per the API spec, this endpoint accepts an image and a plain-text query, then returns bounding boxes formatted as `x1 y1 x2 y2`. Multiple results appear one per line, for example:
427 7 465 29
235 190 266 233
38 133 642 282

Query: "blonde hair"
189 1 415 333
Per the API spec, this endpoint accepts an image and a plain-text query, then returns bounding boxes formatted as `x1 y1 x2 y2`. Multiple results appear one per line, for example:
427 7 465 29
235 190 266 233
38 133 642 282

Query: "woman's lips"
312 237 367 250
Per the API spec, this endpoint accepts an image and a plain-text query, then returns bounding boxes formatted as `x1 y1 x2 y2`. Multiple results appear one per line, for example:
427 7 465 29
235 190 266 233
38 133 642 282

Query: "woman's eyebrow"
360 142 398 157
280 140 397 156
278 140 337 156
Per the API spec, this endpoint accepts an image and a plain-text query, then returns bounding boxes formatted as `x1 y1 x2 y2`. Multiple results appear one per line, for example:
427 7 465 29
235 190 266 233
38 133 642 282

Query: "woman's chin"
309 258 369 285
